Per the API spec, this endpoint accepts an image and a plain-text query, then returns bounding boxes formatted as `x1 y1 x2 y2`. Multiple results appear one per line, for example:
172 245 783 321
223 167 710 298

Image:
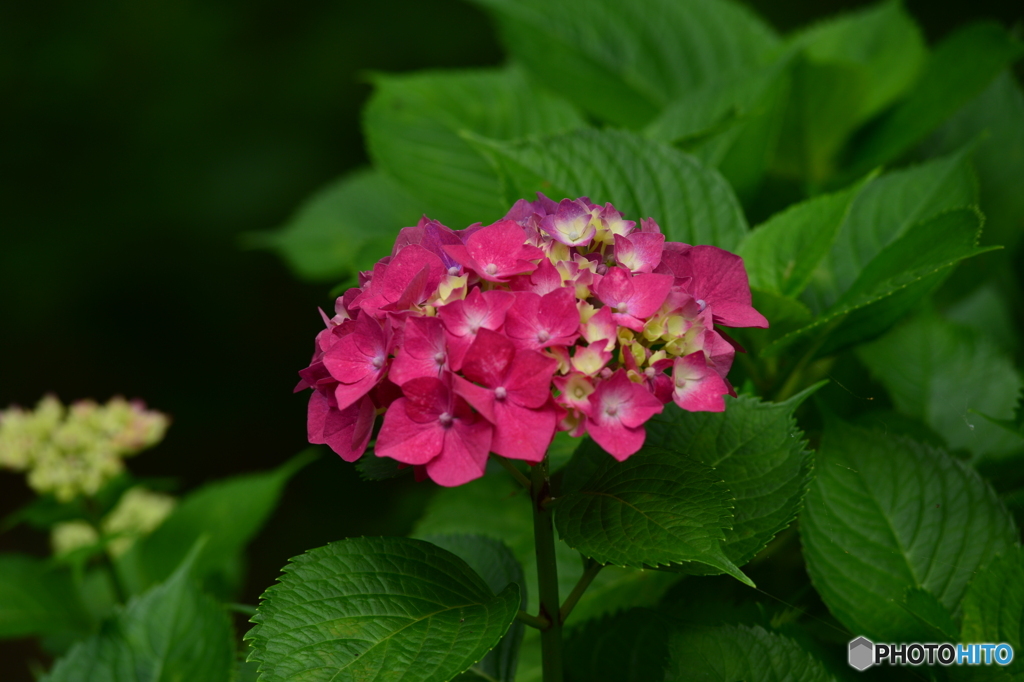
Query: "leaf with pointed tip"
467 0 778 129
555 441 752 586
118 450 314 596
665 624 834 682
0 555 91 640
43 546 234 682
364 65 585 229
248 169 423 283
764 207 994 358
421 535 525 682
469 128 748 250
246 537 519 682
644 385 821 569
857 311 1024 462
804 149 977 314
844 21 1024 178
800 418 1018 641
738 177 866 298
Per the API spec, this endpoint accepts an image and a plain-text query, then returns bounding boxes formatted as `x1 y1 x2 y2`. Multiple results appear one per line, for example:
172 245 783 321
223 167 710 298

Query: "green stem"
516 609 550 630
531 459 564 682
84 499 127 604
559 557 603 624
491 454 532 492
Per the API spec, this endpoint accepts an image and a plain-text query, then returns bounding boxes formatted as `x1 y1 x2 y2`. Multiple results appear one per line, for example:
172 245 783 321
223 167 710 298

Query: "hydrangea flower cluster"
51 486 176 557
0 396 169 501
298 195 766 487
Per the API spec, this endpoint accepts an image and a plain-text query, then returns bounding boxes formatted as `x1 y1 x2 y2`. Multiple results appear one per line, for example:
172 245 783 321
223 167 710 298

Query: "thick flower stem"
531 458 564 682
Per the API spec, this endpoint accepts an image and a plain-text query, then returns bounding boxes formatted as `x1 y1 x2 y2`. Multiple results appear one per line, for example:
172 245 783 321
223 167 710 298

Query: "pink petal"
446 220 542 282
389 317 450 386
539 199 596 247
375 398 444 465
460 329 516 388
398 376 450 423
587 420 648 461
613 233 665 273
452 374 497 425
670 245 768 329
381 244 445 306
505 348 558 409
672 353 729 412
506 289 580 350
490 400 556 463
424 417 493 486
306 390 330 444
324 396 376 462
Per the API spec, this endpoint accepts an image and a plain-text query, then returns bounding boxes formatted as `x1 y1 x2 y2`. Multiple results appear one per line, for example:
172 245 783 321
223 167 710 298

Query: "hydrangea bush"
2 1 1023 681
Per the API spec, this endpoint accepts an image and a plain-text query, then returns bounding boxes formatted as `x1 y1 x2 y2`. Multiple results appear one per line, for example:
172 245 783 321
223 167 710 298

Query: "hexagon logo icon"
849 637 874 671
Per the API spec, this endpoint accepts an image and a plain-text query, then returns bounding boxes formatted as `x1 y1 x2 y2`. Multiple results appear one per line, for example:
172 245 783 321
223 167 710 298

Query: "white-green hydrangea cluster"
50 486 177 557
0 396 169 501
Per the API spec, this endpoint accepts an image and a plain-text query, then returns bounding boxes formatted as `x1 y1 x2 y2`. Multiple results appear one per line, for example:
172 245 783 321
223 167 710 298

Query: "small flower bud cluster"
298 195 766 487
0 396 169 501
50 486 177 557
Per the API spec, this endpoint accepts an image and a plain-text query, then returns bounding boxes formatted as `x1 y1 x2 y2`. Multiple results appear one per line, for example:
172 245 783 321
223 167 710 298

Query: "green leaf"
354 451 412 481
800 419 1018 641
844 22 1024 178
363 65 585 229
857 311 1024 462
564 608 677 682
804 149 978 314
421 535 526 682
946 283 1020 353
644 385 821 569
248 169 423 283
738 177 866 298
900 587 959 641
765 207 994 357
469 128 749 250
43 545 234 682
0 554 90 639
118 450 314 595
246 537 519 682
555 441 752 586
664 624 834 682
468 0 779 129
960 547 1024 678
775 1 926 182
923 71 1024 251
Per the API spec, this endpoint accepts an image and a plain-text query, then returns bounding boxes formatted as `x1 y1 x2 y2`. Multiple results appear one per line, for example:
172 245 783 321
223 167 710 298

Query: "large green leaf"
43 547 234 682
857 312 1024 462
959 548 1024 679
765 207 994 357
363 65 585 229
775 0 926 182
564 608 677 682
738 177 865 298
245 537 519 682
469 128 748 250
923 70 1024 251
422 534 526 682
249 169 423 283
468 0 779 129
844 22 1024 178
664 624 834 682
118 451 313 595
800 419 1018 641
0 554 91 639
804 149 977 314
555 442 752 586
644 386 821 569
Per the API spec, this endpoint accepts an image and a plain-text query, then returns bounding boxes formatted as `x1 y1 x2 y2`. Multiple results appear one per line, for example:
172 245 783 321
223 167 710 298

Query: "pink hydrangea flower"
297 194 766 486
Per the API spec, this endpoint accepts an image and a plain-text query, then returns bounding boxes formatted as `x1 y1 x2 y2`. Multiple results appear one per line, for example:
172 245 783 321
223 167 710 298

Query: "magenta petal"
672 353 729 412
306 391 330 444
614 233 665 273
389 316 449 386
461 329 516 388
505 350 558 409
324 396 376 462
398 376 449 423
453 374 497 425
491 401 556 463
381 244 445 306
425 418 492 487
457 220 540 282
333 374 380 412
374 399 444 465
587 421 647 461
674 245 768 328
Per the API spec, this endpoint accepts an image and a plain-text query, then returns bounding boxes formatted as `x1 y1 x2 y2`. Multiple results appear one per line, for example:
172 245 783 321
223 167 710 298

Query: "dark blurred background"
1 0 1021 676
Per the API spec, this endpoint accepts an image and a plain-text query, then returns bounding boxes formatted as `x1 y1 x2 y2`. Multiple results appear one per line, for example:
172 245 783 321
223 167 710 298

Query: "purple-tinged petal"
613 233 665 273
539 199 596 247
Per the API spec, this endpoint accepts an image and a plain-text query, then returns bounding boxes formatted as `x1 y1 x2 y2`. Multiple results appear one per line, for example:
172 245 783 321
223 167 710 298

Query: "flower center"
537 330 550 343
494 387 507 400
447 266 461 276
433 351 446 365
371 357 384 369
696 299 707 312
485 263 498 275
605 404 619 417
438 412 454 428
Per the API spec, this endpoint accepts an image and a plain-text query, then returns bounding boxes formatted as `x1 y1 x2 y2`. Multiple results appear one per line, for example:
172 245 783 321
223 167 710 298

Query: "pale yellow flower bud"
102 487 176 557
51 520 100 557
